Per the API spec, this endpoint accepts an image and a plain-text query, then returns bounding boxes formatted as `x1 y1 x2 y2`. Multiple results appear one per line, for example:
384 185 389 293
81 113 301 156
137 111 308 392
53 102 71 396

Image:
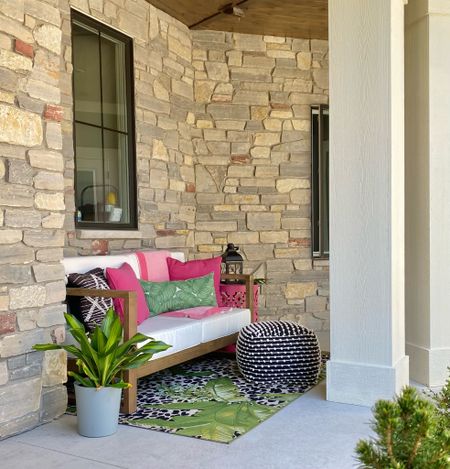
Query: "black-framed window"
71 11 137 229
311 105 329 258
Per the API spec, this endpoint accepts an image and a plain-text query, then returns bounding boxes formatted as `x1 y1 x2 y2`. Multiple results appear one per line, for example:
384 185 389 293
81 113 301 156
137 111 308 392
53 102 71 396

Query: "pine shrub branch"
355 376 450 469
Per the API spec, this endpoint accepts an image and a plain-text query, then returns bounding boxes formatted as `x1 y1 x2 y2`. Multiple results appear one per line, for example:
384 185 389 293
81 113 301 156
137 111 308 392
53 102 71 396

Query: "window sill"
313 258 329 268
76 230 142 240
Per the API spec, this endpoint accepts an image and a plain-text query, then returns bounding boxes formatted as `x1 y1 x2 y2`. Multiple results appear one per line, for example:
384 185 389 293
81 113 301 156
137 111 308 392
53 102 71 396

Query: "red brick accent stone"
289 238 311 247
91 239 109 255
0 312 16 335
185 183 196 193
231 154 251 165
270 102 291 110
44 104 64 122
15 39 34 58
211 95 232 103
156 230 176 237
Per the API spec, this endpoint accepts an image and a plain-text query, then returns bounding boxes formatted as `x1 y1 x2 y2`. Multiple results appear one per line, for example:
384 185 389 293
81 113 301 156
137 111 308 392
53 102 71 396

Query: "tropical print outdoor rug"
116 353 327 443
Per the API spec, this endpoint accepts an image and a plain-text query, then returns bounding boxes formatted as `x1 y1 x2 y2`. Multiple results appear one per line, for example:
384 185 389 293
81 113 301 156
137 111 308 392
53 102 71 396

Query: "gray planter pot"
74 383 122 437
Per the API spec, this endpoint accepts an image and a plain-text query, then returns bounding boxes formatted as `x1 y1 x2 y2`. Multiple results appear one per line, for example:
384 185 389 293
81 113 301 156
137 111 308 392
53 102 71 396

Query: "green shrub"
356 377 450 469
433 368 450 428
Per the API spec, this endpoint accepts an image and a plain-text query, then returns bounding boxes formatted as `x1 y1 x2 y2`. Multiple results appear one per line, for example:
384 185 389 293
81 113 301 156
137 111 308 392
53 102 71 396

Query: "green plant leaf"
355 385 450 469
64 312 85 332
138 340 171 354
115 333 155 356
68 370 94 387
109 380 131 389
69 327 99 371
100 308 116 337
90 327 106 354
33 343 61 351
32 312 169 388
103 313 123 355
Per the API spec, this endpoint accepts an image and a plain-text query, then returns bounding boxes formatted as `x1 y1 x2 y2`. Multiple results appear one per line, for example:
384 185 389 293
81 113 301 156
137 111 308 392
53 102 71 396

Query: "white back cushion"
62 250 185 279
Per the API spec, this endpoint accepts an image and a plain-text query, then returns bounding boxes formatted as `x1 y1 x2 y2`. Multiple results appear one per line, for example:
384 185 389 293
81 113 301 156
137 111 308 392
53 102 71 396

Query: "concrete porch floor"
2 382 373 469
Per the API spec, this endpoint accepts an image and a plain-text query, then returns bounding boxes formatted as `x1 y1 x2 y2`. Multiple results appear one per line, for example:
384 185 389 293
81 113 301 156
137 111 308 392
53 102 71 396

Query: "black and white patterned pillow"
67 268 113 331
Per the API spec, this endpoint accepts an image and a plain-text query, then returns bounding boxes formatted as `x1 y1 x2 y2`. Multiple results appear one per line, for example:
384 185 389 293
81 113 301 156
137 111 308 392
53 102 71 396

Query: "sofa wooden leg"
121 370 137 414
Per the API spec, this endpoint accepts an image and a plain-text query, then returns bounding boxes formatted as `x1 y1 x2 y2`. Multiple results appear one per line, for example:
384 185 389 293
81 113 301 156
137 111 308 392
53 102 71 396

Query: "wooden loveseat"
63 251 254 413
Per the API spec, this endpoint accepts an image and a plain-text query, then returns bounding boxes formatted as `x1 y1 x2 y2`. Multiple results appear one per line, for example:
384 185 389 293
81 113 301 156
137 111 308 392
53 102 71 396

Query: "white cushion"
62 251 185 279
199 308 251 342
63 253 140 277
137 316 202 360
65 309 251 360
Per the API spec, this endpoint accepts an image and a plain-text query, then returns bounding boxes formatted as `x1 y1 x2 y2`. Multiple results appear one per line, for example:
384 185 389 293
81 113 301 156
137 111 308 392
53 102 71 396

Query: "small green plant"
356 379 450 469
433 368 450 427
33 309 170 389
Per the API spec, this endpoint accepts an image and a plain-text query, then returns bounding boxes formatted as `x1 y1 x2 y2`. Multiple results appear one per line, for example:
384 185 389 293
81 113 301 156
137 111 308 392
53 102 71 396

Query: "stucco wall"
405 0 450 386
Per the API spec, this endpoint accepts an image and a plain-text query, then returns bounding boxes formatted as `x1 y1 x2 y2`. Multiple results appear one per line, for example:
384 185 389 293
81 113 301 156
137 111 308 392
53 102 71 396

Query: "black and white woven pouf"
236 320 321 385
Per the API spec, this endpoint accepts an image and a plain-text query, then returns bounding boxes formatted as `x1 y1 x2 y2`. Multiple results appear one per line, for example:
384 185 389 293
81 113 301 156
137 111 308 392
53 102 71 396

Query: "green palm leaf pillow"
140 273 217 316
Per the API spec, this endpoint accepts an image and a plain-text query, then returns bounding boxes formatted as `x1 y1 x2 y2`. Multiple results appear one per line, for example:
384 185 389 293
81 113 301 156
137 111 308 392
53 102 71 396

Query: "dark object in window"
71 10 137 229
311 105 329 258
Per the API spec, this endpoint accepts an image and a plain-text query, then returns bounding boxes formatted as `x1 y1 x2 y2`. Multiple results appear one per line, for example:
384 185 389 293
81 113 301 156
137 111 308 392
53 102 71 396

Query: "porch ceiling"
146 0 328 40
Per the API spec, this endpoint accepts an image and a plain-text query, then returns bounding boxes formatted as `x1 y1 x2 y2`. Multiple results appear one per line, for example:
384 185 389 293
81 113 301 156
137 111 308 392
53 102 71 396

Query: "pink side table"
219 283 259 322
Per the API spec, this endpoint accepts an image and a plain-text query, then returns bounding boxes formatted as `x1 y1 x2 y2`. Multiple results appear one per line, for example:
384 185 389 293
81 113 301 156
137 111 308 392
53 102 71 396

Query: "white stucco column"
326 0 409 406
405 0 450 387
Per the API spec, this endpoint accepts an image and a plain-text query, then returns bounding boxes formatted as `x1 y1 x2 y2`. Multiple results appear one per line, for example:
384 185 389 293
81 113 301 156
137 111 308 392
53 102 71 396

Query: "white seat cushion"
65 309 251 361
137 316 202 359
199 308 251 342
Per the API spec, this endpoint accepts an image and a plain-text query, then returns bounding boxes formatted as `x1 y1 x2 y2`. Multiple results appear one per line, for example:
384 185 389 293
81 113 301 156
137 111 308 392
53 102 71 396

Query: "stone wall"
61 0 196 256
191 31 330 339
0 0 198 440
0 0 329 439
0 0 68 439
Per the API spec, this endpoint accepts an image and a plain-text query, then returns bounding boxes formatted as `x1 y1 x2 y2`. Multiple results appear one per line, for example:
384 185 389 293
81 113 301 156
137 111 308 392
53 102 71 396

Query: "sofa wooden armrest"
220 273 254 319
66 288 137 341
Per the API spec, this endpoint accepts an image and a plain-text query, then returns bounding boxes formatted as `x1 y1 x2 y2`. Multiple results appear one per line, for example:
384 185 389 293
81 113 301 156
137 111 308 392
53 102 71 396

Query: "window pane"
72 12 136 229
321 112 330 254
72 22 102 127
312 111 320 255
75 123 105 223
103 130 130 224
101 33 127 132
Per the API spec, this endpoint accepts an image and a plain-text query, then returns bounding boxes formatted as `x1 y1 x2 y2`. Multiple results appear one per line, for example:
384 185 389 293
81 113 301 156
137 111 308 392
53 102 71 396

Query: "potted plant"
33 308 170 438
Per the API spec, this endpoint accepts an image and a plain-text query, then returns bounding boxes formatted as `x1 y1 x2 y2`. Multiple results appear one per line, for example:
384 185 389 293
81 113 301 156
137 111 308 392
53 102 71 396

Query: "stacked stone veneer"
191 31 329 332
0 0 68 439
0 0 328 439
61 0 196 256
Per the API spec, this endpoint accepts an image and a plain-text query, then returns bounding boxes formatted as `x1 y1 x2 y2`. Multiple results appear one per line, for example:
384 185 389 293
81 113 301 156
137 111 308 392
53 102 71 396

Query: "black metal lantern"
222 243 244 276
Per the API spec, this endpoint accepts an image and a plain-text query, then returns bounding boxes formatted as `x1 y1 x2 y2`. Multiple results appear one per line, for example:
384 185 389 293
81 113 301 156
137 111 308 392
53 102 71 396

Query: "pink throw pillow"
135 250 171 282
167 256 223 306
105 262 149 325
